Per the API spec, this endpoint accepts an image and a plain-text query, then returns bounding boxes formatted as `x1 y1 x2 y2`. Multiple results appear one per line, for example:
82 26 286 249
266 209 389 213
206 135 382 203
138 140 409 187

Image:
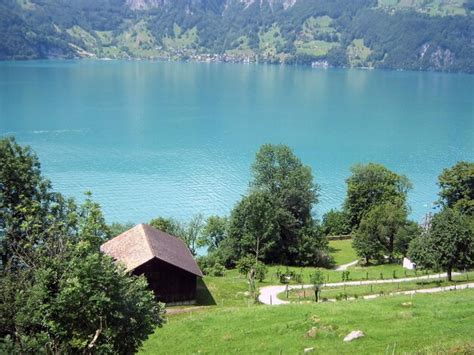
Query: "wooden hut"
100 223 203 304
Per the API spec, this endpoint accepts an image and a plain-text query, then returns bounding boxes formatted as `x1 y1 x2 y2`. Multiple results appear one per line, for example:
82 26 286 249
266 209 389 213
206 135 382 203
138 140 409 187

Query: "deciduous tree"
0 138 165 353
199 215 228 252
321 209 350 236
344 163 411 230
150 214 204 255
228 191 279 262
352 202 411 263
408 208 473 281
438 161 474 215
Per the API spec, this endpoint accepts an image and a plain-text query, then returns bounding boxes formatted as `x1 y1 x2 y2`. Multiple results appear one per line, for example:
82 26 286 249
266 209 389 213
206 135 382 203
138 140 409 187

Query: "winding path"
335 260 359 271
258 272 463 305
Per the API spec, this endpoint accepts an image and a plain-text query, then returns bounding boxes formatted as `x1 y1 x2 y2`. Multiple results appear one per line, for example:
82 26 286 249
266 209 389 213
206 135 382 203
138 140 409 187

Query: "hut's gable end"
133 258 197 303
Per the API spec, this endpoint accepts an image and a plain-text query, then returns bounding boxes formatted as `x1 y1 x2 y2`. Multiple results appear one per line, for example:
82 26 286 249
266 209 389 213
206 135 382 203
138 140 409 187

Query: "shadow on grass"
196 278 216 306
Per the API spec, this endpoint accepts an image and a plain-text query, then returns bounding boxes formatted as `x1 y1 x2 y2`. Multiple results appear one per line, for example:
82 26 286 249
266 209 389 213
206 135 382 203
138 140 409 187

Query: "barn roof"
100 223 203 277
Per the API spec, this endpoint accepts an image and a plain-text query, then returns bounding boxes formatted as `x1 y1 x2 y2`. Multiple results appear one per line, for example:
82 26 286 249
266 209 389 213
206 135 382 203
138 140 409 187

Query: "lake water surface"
1 60 472 223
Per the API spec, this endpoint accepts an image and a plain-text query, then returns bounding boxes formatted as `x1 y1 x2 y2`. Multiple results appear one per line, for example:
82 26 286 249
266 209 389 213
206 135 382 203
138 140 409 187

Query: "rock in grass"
343 330 365 342
306 327 319 338
304 347 315 353
401 301 412 307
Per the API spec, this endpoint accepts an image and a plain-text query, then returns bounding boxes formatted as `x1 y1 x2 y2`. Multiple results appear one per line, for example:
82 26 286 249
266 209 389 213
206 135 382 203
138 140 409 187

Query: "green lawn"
181 261 460 310
196 270 250 307
329 239 358 265
181 241 451 310
281 272 474 301
140 289 474 354
264 262 421 285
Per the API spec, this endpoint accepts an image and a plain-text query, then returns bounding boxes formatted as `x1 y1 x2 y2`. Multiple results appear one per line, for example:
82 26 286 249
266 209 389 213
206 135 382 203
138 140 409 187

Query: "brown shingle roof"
100 223 203 277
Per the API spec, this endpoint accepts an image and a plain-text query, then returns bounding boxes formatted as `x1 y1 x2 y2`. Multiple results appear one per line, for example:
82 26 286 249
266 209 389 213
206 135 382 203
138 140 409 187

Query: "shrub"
236 256 266 281
208 262 226 277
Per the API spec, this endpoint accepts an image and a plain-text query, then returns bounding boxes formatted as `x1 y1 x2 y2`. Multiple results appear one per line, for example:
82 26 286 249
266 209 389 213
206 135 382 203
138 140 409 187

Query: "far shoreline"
1 57 473 76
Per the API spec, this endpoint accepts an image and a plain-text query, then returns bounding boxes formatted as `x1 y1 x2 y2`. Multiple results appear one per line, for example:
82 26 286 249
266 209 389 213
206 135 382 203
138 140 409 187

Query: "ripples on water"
0 61 472 224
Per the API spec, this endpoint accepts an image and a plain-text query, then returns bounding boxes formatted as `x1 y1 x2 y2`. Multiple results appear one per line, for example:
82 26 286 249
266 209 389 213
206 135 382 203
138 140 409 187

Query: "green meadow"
140 239 474 353
140 289 474 354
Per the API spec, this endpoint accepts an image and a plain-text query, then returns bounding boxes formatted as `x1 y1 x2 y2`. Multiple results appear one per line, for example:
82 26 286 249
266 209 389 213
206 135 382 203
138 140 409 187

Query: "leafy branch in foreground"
0 137 165 354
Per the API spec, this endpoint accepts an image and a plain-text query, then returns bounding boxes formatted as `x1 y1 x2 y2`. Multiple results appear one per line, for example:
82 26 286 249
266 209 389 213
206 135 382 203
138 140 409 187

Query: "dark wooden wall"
133 258 197 303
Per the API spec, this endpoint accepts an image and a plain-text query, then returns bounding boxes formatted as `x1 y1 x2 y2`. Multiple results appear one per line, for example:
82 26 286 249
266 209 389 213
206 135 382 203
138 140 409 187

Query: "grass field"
264 261 422 285
140 289 474 354
377 0 467 16
195 240 432 308
281 272 474 301
329 239 358 265
141 240 473 353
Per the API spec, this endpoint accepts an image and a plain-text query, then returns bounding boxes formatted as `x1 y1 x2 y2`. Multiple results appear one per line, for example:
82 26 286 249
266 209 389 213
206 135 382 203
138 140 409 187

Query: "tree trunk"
447 267 452 282
389 236 394 262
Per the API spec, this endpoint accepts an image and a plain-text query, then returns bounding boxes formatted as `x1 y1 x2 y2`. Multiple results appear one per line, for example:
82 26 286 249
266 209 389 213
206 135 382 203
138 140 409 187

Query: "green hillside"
140 289 474 354
1 0 473 72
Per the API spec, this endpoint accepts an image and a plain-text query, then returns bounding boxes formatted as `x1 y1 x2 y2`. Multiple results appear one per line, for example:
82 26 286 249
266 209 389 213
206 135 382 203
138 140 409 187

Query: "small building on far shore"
100 223 203 304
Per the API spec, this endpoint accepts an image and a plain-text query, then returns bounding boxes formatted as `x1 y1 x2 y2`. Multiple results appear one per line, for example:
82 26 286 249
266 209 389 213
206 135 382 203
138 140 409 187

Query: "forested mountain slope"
1 0 473 72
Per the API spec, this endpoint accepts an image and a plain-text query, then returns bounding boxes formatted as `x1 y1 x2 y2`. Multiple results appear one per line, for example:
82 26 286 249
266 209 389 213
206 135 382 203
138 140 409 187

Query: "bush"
208 262 226 277
197 255 227 276
236 256 267 282
1 248 165 354
197 254 216 273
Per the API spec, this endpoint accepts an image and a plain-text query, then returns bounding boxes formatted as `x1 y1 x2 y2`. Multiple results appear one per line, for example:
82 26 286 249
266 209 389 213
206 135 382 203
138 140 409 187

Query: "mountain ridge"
1 0 473 73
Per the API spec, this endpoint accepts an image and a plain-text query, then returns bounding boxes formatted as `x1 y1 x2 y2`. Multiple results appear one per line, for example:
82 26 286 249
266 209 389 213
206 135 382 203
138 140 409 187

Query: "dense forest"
0 0 473 72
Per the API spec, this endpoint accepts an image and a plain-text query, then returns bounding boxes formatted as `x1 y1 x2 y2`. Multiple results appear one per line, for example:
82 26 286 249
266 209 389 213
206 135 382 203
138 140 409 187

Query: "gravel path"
348 282 474 300
335 260 359 271
258 272 463 305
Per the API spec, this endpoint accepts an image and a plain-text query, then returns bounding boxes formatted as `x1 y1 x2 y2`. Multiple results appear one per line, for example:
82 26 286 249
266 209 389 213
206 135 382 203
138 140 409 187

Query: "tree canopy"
249 144 324 264
438 161 474 215
344 163 412 230
0 137 165 353
321 209 350 236
204 144 330 267
199 215 228 252
352 202 418 263
408 208 473 280
228 191 279 262
149 214 204 255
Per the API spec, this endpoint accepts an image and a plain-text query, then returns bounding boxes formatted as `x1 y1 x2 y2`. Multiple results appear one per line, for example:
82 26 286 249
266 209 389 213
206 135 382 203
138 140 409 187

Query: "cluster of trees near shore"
1 137 473 352
116 144 473 283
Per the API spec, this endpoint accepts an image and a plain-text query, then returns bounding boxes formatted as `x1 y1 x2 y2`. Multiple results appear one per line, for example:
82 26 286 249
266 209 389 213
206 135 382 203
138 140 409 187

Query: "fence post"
270 295 272 305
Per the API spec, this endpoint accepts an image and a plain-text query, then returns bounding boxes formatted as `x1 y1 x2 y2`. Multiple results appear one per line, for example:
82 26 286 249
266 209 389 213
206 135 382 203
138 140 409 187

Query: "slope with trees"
1 0 473 73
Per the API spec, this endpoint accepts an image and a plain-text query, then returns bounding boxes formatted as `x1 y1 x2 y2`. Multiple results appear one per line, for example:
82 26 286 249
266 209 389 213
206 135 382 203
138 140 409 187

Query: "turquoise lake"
0 60 472 224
